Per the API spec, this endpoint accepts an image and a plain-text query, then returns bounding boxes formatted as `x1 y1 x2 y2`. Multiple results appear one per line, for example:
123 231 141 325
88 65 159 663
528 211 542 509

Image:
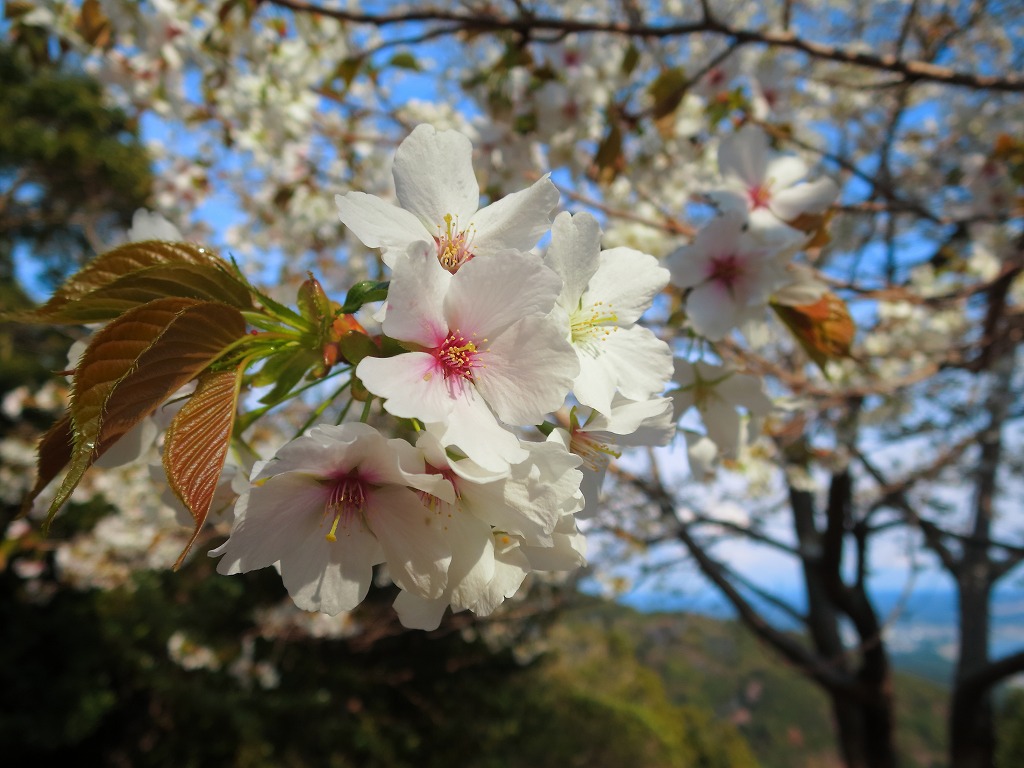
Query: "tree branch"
264 1 1024 92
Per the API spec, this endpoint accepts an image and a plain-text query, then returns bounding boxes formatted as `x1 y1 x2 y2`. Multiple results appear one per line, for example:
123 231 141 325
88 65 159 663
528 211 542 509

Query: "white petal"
583 395 676 447
393 124 480 226
382 242 451 347
582 248 669 325
521 528 587 571
769 177 838 220
95 417 158 468
544 210 602 309
716 372 773 416
701 396 742 457
336 191 430 257
469 175 560 256
706 185 752 216
765 155 808 190
366 485 452 600
686 282 741 341
475 315 577 425
573 326 672 413
282 521 380 615
393 590 448 630
718 124 769 186
215 472 328 574
357 352 454 424
445 251 562 340
468 540 530 616
447 514 498 611
434 389 528 472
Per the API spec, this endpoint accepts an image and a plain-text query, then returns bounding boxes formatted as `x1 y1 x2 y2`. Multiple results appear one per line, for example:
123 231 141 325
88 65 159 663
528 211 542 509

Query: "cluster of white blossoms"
214 125 677 629
666 124 837 471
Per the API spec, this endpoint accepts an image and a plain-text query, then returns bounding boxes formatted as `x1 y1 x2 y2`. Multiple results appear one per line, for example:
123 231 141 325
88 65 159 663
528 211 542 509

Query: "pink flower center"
323 473 368 541
436 330 483 382
435 213 475 273
707 254 743 291
748 184 772 210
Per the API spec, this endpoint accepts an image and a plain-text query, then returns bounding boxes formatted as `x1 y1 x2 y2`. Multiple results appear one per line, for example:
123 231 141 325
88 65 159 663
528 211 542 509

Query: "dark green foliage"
0 558 760 768
0 44 153 287
997 688 1024 768
557 600 949 768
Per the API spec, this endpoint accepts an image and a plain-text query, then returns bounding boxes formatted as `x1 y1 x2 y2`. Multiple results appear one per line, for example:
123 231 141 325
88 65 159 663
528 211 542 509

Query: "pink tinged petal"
393 124 480 226
685 281 742 341
467 540 530 616
282 519 381 615
701 396 743 458
215 472 331 574
393 590 448 630
583 248 669 325
718 124 769 187
381 242 451 346
769 177 838 220
475 315 578 425
469 175 560 256
335 192 431 257
435 388 528 472
444 251 562 340
766 155 809 190
357 353 454 424
670 213 744 290
545 210 602 310
365 485 452 600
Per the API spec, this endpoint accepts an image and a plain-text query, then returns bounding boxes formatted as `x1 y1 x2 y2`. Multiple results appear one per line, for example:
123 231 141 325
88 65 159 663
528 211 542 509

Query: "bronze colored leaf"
773 292 855 373
6 241 233 323
15 263 253 323
164 367 244 569
21 412 73 516
648 66 688 138
44 298 247 527
589 121 624 186
76 0 111 48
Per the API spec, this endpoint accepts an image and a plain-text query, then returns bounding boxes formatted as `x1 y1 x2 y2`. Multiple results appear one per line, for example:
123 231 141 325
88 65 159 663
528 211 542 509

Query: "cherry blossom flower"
667 213 786 340
391 432 585 630
670 360 772 459
336 123 559 272
212 423 456 615
709 124 837 243
544 211 673 415
562 396 676 512
357 242 578 472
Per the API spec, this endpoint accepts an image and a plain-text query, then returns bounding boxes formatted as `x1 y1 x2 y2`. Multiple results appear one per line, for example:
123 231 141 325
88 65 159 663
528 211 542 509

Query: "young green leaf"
163 366 244 570
340 280 389 314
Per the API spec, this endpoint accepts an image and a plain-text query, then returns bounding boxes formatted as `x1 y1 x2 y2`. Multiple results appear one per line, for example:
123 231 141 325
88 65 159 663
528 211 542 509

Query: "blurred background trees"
2 1 1024 766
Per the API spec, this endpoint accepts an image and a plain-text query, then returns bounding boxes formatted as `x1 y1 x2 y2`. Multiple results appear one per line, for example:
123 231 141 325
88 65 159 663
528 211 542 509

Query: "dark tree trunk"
831 687 898 768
